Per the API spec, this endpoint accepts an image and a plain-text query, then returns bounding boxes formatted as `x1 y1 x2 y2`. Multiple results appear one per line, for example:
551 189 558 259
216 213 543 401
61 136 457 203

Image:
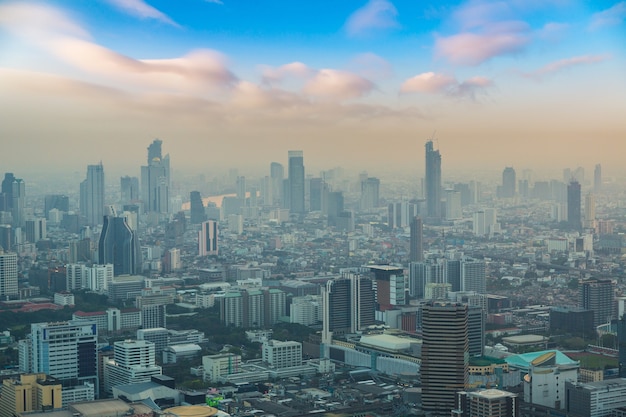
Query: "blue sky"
0 0 624 176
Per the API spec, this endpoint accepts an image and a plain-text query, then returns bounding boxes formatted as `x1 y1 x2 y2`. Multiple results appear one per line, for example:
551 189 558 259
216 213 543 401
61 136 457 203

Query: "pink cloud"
303 69 375 100
104 0 179 27
0 3 90 40
344 0 399 37
348 53 393 80
401 72 492 99
589 1 626 30
261 62 313 85
435 21 530 66
523 54 610 80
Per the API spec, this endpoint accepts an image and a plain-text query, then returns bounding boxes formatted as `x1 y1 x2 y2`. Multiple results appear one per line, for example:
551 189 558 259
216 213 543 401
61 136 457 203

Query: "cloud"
344 0 399 37
435 21 530 66
303 69 375 100
535 22 569 41
401 72 492 99
260 62 314 85
522 54 610 80
104 0 179 26
205 0 224 4
0 2 90 40
347 53 393 80
589 1 626 30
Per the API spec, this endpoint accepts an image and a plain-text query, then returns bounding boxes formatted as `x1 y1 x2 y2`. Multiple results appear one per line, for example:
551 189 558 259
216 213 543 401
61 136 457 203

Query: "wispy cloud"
589 1 626 30
435 21 530 66
260 62 314 85
347 53 393 80
344 0 399 37
104 0 179 27
522 54 610 80
303 69 375 100
205 0 224 4
0 2 90 40
400 71 492 100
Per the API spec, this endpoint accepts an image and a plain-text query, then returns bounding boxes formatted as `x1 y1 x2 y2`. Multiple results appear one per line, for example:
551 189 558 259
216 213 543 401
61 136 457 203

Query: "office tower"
24 218 46 243
141 139 170 214
120 176 139 203
0 173 15 212
0 249 18 299
409 258 447 299
104 340 161 394
11 178 25 228
309 177 323 211
454 389 519 417
44 195 70 217
565 379 626 417
421 302 468 416
270 162 284 206
189 191 206 224
579 278 614 328
445 189 462 220
79 163 104 226
198 220 218 256
369 265 406 311
0 374 63 417
467 306 485 357
473 208 498 237
585 192 596 229
28 321 98 393
360 177 380 213
500 167 516 198
98 210 140 276
137 328 169 357
288 150 305 213
461 259 486 294
410 216 424 262
388 201 418 229
326 190 344 227
0 225 11 252
263 340 302 369
619 312 626 377
567 180 582 231
425 140 442 221
594 163 602 192
249 186 258 207
141 304 167 329
322 273 375 337
236 176 246 202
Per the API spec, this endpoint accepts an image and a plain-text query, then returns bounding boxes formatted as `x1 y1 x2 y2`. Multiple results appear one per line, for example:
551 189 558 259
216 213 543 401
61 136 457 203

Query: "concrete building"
0 374 62 417
262 340 302 369
104 340 162 394
454 389 519 417
566 379 626 417
202 353 242 382
0 249 18 299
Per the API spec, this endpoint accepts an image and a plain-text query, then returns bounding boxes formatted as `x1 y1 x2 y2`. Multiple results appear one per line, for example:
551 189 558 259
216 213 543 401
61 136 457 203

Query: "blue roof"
505 350 578 371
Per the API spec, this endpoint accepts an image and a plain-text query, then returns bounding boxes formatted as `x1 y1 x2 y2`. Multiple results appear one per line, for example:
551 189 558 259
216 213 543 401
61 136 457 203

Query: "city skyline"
0 0 624 175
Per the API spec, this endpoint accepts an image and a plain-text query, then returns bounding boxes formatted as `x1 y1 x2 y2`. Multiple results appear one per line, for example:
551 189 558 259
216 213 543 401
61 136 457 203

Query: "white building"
0 249 18 299
290 295 323 326
104 340 162 394
53 292 75 306
162 344 202 364
262 340 302 369
202 353 242 382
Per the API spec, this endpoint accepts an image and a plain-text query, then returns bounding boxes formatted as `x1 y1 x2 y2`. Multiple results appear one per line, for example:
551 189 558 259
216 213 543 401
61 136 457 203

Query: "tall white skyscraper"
141 139 170 214
0 249 18 299
80 163 105 226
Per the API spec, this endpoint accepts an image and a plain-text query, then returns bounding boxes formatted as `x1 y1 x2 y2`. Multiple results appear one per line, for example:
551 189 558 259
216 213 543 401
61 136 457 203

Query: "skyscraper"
594 163 602 192
360 177 380 213
425 140 442 221
500 167 516 198
28 321 99 394
98 210 140 276
80 163 104 226
421 302 468 416
585 192 596 229
567 180 582 231
236 176 246 201
104 339 161 394
141 139 170 214
0 173 15 212
309 177 323 211
322 273 375 337
288 150 305 214
579 278 614 328
120 176 139 204
0 248 18 299
270 162 284 206
189 191 206 224
461 259 486 294
11 178 25 228
410 216 423 262
198 220 218 256
369 265 406 310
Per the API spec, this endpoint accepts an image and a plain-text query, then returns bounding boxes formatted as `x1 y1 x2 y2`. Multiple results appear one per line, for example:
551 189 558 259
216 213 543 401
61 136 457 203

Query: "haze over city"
1 0 625 177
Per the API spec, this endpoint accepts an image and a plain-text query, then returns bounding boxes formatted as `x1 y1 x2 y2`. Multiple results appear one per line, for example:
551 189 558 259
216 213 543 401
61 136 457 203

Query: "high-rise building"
120 176 139 204
236 176 246 202
421 302 468 416
473 209 498 237
98 210 140 276
619 312 626 378
44 194 70 217
500 167 516 198
0 173 15 212
409 258 447 299
309 177 323 211
0 374 63 417
369 265 406 311
198 220 218 256
461 259 486 294
360 177 380 213
27 321 99 394
410 216 424 262
189 191 206 224
11 178 25 228
579 278 614 328
594 163 602 192
446 189 462 220
24 218 46 243
585 192 596 229
0 225 11 252
288 150 305 214
270 162 284 206
567 180 582 231
425 140 442 221
0 248 18 299
326 191 344 227
454 389 519 417
141 139 170 214
565 379 626 417
79 163 104 226
322 273 375 337
104 339 161 394
262 340 302 369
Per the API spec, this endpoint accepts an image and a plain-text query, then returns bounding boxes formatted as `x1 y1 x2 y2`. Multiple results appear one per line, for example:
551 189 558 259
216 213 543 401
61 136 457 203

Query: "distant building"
568 180 582 231
141 139 170 214
410 216 424 262
104 339 162 394
322 272 375 336
579 278 615 328
198 220 218 256
566 379 626 417
262 340 302 369
500 167 516 198
99 210 141 276
0 373 62 417
80 163 104 226
189 191 206 224
360 177 380 212
0 249 18 299
288 150 305 214
425 140 442 221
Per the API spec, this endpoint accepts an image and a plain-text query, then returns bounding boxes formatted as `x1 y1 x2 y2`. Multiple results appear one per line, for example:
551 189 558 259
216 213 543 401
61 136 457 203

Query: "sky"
0 0 624 178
